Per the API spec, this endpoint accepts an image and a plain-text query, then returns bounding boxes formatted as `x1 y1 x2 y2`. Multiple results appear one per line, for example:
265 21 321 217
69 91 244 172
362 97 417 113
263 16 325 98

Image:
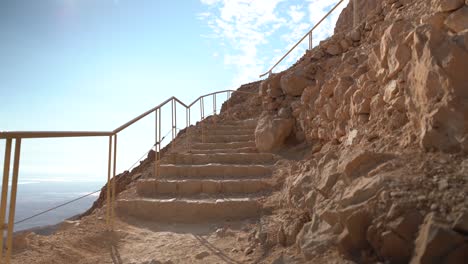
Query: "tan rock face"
260 73 284 98
411 213 466 264
445 6 468 32
407 24 468 152
280 69 314 97
254 113 294 152
433 0 465 12
335 0 385 33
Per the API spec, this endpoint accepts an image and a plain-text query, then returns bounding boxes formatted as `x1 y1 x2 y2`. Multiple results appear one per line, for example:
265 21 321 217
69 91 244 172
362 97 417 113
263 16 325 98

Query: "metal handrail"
0 89 253 139
0 87 258 264
259 0 346 78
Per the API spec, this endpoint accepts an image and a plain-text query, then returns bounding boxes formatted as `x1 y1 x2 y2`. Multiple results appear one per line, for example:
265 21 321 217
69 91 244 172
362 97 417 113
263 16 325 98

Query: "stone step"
117 197 261 222
202 124 257 130
157 164 272 178
137 179 270 196
201 128 255 136
189 147 258 154
163 153 275 165
192 134 254 143
191 141 256 150
220 119 257 126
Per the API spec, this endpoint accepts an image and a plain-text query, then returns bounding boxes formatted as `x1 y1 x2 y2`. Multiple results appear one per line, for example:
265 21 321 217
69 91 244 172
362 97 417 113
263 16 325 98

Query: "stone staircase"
116 119 276 223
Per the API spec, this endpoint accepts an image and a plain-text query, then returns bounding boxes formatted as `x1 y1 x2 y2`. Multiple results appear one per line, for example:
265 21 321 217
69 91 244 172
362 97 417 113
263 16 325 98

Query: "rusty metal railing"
259 0 348 78
0 88 257 264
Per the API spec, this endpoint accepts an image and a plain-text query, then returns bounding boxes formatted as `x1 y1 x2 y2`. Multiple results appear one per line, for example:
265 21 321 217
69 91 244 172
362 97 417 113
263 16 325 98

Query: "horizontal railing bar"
173 97 189 108
0 131 113 139
113 96 175 134
259 0 345 78
0 89 261 140
187 90 232 108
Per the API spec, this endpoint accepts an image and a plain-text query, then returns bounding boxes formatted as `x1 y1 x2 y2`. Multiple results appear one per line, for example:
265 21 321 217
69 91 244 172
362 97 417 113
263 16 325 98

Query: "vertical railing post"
185 107 190 151
200 97 205 143
0 138 12 261
353 0 358 28
154 109 158 178
5 138 21 263
226 91 231 119
172 99 176 150
308 32 313 50
110 134 117 229
106 136 112 228
213 94 216 115
187 107 191 153
157 108 161 177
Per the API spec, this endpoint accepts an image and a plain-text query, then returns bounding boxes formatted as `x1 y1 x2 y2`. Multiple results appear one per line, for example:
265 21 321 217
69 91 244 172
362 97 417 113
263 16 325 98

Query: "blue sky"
0 0 348 182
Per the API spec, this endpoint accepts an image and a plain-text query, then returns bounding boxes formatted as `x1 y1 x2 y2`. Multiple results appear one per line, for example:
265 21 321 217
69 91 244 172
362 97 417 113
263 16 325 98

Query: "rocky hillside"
13 0 467 263
249 0 468 263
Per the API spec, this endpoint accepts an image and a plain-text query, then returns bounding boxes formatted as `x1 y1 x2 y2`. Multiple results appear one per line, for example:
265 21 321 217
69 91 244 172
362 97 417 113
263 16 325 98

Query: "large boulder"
297 214 335 260
335 0 385 33
433 0 465 12
255 113 294 152
260 73 284 98
411 213 466 264
407 25 468 152
280 68 314 97
445 6 468 33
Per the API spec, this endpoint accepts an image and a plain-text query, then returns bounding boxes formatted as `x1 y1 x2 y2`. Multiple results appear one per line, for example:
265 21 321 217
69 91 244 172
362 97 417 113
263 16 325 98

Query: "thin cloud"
199 0 349 86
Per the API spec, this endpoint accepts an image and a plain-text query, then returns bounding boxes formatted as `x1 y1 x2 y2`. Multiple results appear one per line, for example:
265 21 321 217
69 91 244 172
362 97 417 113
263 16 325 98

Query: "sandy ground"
11 206 290 264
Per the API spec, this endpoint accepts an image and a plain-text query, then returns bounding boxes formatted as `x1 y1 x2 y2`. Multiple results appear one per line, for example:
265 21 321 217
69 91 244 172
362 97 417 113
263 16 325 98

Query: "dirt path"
11 207 276 264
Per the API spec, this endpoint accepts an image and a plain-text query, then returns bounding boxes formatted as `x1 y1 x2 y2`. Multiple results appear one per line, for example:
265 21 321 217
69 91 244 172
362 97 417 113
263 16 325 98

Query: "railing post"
213 94 216 115
172 99 176 150
106 136 112 228
185 108 190 152
0 138 12 261
156 108 161 177
200 97 205 143
110 134 117 229
5 138 22 263
353 0 358 28
308 32 313 50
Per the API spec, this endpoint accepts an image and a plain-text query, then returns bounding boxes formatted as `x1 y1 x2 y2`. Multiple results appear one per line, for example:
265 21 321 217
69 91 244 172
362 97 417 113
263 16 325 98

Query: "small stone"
417 195 427 201
350 29 361 42
215 228 226 237
195 251 210 260
430 203 439 211
438 179 449 190
453 211 468 235
325 44 342 56
244 246 254 255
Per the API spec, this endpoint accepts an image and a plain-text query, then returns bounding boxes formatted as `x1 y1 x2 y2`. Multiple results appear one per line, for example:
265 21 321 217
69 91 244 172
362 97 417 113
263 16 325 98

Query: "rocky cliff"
249 0 468 263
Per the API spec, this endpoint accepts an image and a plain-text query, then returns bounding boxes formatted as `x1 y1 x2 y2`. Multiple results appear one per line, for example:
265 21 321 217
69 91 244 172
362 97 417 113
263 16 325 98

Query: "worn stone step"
157 164 272 178
137 179 270 196
189 147 258 154
202 124 257 130
192 134 254 143
219 119 257 126
117 197 261 222
201 128 255 136
163 153 275 165
192 141 256 150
